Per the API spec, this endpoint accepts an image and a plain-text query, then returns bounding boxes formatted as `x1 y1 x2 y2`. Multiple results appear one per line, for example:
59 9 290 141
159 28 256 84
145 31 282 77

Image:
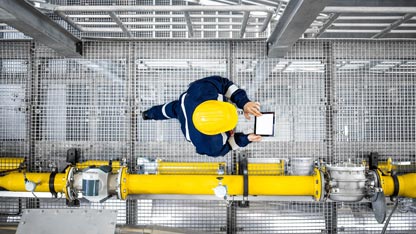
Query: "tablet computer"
254 112 275 136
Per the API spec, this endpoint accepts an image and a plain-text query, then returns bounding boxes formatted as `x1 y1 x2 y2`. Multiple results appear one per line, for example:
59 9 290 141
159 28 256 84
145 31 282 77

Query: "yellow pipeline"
76 160 121 170
0 157 25 171
247 163 284 175
0 172 66 193
157 161 284 175
120 168 321 200
381 173 416 198
35 159 283 175
157 162 226 175
378 161 416 175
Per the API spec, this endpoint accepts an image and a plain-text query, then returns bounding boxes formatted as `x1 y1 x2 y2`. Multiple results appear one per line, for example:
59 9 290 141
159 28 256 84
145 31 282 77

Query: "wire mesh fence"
0 41 31 162
0 39 415 233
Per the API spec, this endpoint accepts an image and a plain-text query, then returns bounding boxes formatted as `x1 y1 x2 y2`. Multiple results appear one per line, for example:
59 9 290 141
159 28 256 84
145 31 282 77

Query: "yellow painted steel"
124 168 322 200
63 167 73 199
0 172 66 193
157 161 284 175
377 158 395 175
157 162 226 175
380 175 395 196
378 160 416 175
248 162 285 175
76 160 121 170
0 157 25 171
396 173 416 198
380 173 416 198
313 168 322 200
1 165 415 201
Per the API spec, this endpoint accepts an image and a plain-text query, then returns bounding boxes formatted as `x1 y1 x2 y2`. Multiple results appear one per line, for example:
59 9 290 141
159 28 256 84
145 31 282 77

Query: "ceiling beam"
372 14 414 38
319 32 416 39
323 7 416 14
0 0 81 57
325 0 416 14
267 0 329 58
328 0 416 7
315 13 340 38
268 0 416 57
108 11 132 37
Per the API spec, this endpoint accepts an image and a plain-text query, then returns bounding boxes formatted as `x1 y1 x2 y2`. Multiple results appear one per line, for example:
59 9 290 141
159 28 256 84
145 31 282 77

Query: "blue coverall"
144 76 252 157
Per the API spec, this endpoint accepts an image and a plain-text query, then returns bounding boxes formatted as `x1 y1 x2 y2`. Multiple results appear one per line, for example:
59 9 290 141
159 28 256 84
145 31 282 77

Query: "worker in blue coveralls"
142 76 263 157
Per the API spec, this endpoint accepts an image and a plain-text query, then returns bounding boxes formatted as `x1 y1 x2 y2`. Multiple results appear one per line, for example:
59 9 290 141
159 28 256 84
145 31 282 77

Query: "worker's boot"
142 111 151 120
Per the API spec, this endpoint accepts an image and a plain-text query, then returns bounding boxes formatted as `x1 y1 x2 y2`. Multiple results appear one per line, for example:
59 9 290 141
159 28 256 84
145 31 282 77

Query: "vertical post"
25 198 40 209
229 11 232 39
26 38 40 202
26 42 34 171
152 0 155 39
325 203 338 234
225 42 238 234
28 42 41 172
226 201 238 234
323 42 337 233
89 43 97 145
126 199 138 225
323 41 335 163
127 42 136 171
216 11 219 39
226 150 239 234
126 42 138 225
227 41 233 82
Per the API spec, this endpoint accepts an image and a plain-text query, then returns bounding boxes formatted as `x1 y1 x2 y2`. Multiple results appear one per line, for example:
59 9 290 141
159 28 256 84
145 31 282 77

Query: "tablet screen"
254 112 275 136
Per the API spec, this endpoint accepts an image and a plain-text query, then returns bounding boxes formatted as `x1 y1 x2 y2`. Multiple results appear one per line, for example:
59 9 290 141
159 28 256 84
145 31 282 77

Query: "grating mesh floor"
0 39 416 233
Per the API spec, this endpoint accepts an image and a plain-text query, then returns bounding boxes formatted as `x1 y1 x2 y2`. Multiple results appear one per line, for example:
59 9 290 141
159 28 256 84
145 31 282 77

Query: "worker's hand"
243 102 262 120
248 134 262 142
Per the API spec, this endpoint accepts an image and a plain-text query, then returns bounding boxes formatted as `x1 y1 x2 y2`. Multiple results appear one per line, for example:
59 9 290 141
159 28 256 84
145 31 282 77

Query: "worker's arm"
189 76 251 109
197 133 261 157
190 76 262 120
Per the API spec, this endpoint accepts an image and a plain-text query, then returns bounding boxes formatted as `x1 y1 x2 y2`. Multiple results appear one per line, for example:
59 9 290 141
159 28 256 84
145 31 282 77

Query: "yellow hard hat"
192 100 238 135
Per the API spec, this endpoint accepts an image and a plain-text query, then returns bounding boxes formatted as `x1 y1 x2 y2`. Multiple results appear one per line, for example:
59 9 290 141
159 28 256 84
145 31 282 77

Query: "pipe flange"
366 170 380 202
312 168 324 201
116 167 128 200
64 166 76 201
116 167 122 199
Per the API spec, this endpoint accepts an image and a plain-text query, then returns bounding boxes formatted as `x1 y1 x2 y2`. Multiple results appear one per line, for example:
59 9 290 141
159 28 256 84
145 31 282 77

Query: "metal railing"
49 5 276 38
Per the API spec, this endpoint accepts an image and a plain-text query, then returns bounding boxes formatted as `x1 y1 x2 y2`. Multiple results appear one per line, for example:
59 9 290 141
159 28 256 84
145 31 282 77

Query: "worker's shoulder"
191 75 229 84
